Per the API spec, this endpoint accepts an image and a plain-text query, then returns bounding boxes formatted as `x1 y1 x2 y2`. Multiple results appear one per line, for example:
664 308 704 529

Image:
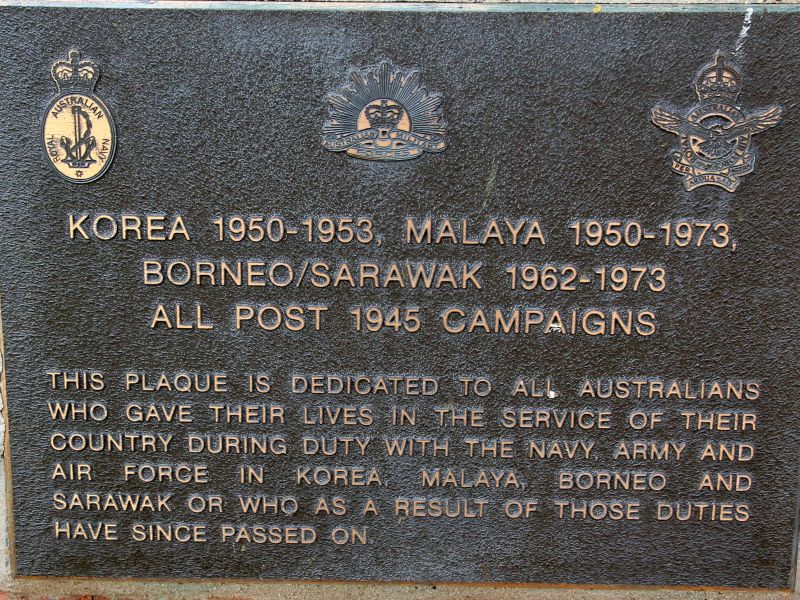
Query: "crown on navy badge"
51 50 99 94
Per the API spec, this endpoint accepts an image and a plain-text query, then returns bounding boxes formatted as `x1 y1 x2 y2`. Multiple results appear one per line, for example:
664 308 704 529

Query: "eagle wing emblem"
650 54 781 191
718 105 783 142
651 105 707 138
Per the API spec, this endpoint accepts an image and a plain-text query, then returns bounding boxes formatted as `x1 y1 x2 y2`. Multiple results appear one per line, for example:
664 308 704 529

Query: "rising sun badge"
322 62 447 161
651 54 782 192
42 50 116 183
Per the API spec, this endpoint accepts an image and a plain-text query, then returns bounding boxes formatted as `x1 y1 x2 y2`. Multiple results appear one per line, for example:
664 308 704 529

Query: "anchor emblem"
42 50 115 183
61 105 97 170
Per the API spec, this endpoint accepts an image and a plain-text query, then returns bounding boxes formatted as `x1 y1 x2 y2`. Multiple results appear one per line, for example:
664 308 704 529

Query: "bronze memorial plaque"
0 1 798 590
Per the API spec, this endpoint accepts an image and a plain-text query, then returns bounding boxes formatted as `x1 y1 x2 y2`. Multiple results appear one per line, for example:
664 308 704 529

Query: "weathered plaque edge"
6 573 798 593
0 298 19 581
1 0 800 14
1 1 799 591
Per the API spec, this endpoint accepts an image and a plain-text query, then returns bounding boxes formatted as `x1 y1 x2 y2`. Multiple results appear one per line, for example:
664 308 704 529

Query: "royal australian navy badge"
42 50 116 183
651 54 782 192
322 62 447 161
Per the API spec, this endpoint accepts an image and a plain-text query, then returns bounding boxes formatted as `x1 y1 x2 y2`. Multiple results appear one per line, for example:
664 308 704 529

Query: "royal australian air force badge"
651 54 782 192
43 50 116 183
322 62 447 161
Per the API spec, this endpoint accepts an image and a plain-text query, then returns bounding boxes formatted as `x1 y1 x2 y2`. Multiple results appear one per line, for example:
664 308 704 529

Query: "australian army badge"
651 54 782 192
43 50 116 183
322 62 447 161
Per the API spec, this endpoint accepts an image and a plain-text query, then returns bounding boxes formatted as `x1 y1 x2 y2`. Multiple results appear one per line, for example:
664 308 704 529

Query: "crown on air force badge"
651 54 782 192
42 50 116 183
322 62 447 161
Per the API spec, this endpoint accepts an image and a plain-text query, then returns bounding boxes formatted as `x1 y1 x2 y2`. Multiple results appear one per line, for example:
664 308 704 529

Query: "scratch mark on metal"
483 159 498 207
734 7 754 59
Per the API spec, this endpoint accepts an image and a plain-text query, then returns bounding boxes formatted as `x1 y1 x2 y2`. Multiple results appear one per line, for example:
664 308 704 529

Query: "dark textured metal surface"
0 4 799 589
